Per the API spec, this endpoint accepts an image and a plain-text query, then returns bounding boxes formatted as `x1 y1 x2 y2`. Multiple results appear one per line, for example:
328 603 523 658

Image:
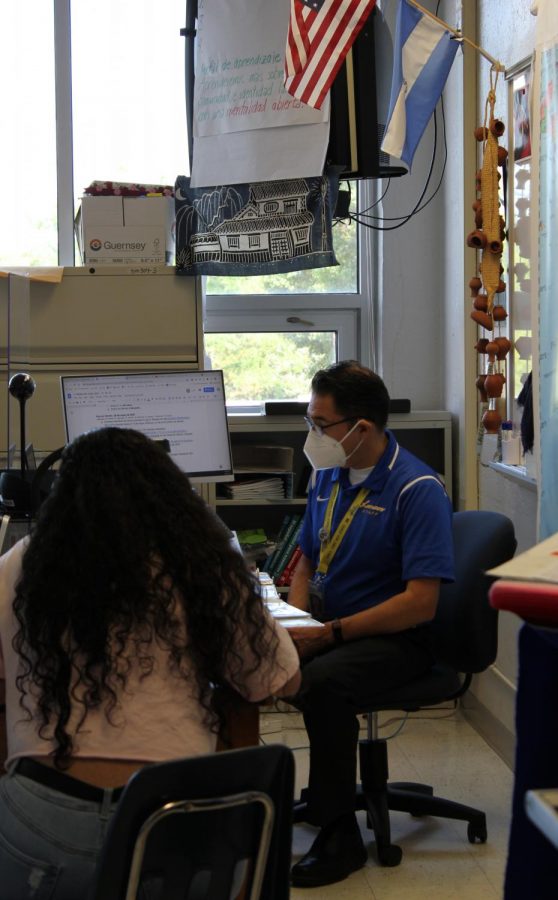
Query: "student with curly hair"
0 427 300 899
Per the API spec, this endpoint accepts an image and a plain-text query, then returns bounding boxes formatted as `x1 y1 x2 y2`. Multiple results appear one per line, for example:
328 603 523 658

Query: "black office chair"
295 510 517 868
90 744 295 900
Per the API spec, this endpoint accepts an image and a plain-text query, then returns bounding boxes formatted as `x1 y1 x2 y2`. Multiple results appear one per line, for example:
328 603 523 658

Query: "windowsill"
488 460 537 489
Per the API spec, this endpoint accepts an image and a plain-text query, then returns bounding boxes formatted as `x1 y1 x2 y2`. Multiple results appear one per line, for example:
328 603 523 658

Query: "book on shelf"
276 544 303 587
269 514 303 582
218 474 290 500
218 471 295 500
262 513 294 574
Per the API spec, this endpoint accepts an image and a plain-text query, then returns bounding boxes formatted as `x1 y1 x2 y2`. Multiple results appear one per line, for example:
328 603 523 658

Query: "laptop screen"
60 370 233 482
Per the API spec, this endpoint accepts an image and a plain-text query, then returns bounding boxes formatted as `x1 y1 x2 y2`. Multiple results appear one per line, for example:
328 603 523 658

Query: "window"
204 178 377 406
507 62 533 415
248 234 261 249
5 0 188 267
205 330 337 405
0 3 57 266
70 0 187 211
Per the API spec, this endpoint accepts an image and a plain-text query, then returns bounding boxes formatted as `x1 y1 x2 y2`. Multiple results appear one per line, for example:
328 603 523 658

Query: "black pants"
290 629 435 826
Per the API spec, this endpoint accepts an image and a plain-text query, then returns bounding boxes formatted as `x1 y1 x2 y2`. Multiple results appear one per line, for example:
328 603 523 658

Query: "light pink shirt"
0 539 299 766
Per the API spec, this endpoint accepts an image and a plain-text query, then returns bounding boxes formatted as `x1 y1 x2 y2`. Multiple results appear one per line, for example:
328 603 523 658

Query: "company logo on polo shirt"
361 502 385 516
89 238 102 251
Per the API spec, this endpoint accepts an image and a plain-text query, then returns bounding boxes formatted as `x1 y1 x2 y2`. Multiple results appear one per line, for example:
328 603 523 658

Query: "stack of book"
220 475 287 500
264 513 304 587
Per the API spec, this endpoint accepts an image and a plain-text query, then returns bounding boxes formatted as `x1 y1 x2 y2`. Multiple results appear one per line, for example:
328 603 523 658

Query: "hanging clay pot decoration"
497 146 508 165
490 118 505 137
471 309 494 330
467 230 488 249
484 372 506 398
489 239 503 255
476 375 488 402
470 276 482 292
496 279 506 293
482 408 502 434
493 305 508 321
475 338 489 354
494 336 512 359
474 126 489 141
485 340 500 359
473 294 489 311
472 201 483 227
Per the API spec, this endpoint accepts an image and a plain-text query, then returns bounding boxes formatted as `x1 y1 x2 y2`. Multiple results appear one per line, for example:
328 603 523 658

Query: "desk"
217 595 320 751
489 579 558 900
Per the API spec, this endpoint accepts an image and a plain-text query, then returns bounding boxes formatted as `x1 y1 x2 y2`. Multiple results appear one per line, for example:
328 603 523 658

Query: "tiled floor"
260 706 514 899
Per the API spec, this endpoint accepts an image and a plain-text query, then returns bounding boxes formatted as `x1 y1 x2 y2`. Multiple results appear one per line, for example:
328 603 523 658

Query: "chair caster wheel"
377 843 403 866
467 821 487 844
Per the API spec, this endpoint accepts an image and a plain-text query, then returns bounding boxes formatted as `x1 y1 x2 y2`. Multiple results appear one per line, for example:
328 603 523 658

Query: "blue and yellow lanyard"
316 482 370 577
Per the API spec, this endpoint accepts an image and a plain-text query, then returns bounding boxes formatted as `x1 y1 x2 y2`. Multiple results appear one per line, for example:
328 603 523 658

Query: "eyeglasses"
304 416 356 437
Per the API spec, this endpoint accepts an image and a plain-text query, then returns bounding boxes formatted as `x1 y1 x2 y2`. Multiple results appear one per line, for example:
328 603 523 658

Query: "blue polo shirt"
299 430 454 619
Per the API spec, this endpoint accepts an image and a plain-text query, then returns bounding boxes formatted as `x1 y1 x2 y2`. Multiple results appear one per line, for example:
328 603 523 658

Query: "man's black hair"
311 360 390 430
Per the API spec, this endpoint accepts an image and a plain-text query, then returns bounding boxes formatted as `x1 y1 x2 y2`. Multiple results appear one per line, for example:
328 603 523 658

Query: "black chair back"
90 744 294 900
431 511 517 673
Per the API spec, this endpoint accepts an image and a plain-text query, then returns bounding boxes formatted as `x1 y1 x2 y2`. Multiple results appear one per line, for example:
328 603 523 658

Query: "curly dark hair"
13 427 277 768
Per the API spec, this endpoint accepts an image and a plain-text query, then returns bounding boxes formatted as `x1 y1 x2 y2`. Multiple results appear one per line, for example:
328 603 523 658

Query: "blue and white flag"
381 0 459 168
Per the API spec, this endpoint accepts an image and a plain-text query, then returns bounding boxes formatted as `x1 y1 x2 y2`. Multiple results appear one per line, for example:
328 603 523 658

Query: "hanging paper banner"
191 0 329 187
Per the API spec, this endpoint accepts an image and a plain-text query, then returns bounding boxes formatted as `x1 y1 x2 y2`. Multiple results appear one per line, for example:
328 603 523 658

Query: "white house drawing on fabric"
187 179 315 264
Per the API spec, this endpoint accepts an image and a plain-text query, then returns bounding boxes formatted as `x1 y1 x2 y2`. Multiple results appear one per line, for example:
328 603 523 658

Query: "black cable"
349 105 439 231
355 92 449 226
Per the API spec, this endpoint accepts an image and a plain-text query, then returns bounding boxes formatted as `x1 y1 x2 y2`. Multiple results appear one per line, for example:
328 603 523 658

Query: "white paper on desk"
487 531 558 583
280 617 324 628
265 603 311 619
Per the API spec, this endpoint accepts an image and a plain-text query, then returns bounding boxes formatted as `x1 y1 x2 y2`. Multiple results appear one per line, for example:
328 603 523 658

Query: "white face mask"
303 421 363 470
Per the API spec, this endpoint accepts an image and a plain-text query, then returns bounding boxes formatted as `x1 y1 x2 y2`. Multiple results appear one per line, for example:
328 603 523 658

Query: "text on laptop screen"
61 371 233 482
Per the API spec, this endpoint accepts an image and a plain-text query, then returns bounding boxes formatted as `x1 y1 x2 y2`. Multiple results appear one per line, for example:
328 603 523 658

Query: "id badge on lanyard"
310 482 369 615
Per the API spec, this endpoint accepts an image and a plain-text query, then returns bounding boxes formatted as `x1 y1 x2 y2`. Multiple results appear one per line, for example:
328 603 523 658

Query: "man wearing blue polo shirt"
287 361 454 888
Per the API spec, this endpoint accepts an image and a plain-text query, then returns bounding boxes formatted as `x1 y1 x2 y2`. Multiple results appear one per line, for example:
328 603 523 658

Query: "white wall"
375 0 447 410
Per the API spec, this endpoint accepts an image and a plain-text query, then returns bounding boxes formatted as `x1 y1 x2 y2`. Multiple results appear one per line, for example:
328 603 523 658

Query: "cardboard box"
75 195 175 265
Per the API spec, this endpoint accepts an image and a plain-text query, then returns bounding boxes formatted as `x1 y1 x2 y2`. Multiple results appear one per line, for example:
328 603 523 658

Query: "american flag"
284 0 376 110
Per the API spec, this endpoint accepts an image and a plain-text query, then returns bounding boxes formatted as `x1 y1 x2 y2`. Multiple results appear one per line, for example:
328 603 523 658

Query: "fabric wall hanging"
175 170 339 276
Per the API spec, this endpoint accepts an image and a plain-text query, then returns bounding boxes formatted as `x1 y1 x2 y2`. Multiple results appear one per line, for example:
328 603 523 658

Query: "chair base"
293 739 488 870
356 738 488 866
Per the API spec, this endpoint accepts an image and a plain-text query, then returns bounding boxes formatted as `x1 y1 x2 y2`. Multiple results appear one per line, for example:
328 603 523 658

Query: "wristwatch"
331 618 344 645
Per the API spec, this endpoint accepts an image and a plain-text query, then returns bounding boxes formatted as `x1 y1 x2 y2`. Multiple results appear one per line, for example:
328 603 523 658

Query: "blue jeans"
0 766 120 900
